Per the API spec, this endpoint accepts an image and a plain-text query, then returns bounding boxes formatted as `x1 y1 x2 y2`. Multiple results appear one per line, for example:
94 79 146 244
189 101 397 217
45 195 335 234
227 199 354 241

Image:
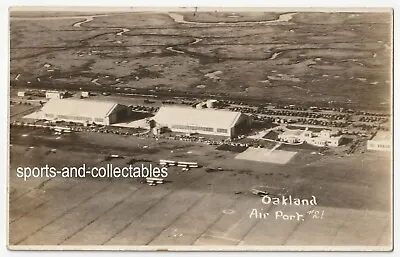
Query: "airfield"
9 126 391 248
8 9 392 249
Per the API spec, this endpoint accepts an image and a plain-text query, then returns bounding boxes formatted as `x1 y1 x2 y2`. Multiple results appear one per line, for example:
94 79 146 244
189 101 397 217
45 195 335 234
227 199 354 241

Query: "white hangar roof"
42 98 121 118
371 130 391 141
154 106 244 129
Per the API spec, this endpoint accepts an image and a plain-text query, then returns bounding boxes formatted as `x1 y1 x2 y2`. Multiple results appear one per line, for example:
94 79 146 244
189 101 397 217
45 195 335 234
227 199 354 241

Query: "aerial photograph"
8 7 392 250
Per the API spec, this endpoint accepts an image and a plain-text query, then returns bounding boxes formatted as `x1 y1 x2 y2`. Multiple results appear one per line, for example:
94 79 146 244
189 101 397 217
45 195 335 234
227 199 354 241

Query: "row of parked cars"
358 116 389 123
230 106 349 121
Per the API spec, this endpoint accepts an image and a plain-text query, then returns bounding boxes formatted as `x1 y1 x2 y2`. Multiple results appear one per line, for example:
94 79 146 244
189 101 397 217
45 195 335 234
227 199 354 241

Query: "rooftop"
154 106 243 128
371 130 391 141
281 129 304 136
41 98 122 118
46 90 66 93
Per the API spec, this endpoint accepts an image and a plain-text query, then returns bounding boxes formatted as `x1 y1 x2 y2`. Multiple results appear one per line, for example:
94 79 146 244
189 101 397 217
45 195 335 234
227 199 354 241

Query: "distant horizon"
9 6 392 13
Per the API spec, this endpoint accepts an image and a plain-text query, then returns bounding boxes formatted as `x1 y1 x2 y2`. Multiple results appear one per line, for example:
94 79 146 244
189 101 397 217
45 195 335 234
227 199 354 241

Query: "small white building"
206 99 218 108
195 99 219 109
278 130 304 143
278 128 343 147
311 130 343 147
46 90 66 99
367 131 391 151
17 91 25 97
81 91 90 98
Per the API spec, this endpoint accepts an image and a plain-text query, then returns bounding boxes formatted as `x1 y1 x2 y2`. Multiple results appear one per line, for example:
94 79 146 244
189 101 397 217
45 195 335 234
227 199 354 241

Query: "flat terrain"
9 127 392 248
8 10 393 249
9 10 392 112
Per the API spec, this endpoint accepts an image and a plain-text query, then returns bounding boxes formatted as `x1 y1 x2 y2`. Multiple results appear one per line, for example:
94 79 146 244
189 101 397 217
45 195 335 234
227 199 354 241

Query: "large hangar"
41 98 129 126
153 106 251 138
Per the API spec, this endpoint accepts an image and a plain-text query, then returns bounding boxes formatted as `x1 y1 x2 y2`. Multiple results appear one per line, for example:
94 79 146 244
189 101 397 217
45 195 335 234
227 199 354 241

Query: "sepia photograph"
7 6 393 251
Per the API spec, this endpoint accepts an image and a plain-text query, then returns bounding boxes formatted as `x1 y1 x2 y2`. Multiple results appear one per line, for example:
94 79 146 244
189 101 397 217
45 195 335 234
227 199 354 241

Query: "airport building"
367 130 391 151
277 129 304 144
41 98 130 126
278 128 343 147
153 106 251 138
81 91 90 98
45 90 68 99
311 130 343 147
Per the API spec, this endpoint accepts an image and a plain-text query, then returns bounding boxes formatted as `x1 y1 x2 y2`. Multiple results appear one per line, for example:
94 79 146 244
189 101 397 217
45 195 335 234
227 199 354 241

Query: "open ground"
9 126 391 247
8 9 392 249
10 10 392 112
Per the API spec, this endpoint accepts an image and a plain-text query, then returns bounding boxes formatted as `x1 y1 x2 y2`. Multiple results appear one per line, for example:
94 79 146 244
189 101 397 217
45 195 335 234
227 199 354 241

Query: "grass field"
9 11 392 112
